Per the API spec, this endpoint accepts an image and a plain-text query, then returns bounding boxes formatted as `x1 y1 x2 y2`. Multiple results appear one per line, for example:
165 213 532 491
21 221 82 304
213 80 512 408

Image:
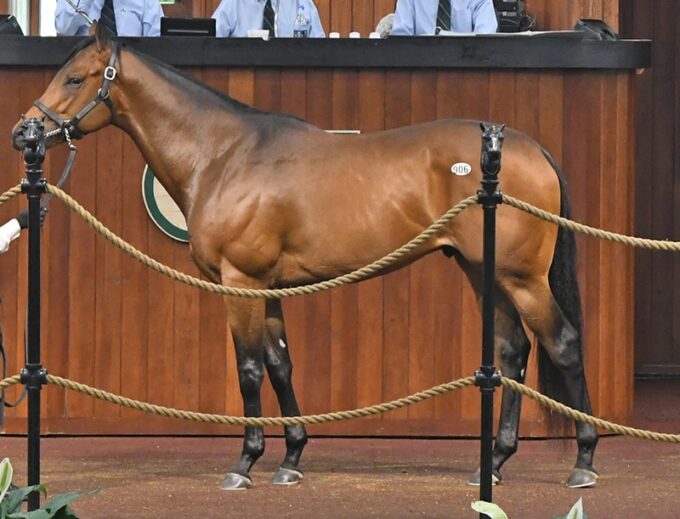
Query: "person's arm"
390 0 416 36
212 0 236 37
307 0 325 38
471 0 498 34
55 0 95 35
0 217 22 254
142 0 163 36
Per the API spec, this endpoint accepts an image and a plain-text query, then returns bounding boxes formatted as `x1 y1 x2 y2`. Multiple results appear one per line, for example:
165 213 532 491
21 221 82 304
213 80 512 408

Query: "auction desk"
0 35 650 437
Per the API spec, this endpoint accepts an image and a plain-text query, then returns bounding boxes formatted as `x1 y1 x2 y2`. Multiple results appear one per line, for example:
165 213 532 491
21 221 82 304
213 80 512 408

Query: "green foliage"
0 459 13 504
471 501 509 519
471 498 588 519
0 459 97 519
554 497 589 519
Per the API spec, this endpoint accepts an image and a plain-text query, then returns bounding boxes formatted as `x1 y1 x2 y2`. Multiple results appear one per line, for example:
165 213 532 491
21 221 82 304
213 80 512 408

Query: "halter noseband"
34 41 121 143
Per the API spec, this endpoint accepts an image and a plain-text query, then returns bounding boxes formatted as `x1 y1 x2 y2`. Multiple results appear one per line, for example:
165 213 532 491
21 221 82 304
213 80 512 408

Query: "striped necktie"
436 0 451 31
100 0 118 36
262 0 275 37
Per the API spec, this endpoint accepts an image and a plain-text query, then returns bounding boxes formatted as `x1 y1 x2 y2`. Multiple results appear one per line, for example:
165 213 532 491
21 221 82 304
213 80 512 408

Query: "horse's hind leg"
501 275 599 488
219 296 267 491
469 290 531 486
262 299 308 485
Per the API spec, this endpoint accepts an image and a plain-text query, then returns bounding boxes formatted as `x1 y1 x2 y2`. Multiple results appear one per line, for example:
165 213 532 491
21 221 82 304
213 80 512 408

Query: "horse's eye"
66 77 83 86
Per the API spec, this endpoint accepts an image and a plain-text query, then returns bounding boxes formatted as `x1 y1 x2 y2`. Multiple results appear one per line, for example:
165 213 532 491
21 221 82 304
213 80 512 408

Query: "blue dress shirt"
212 0 325 38
55 0 163 36
391 0 498 35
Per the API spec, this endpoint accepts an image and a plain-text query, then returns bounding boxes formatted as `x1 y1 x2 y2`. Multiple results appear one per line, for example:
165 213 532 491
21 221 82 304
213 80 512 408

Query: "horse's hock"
0 38 644 440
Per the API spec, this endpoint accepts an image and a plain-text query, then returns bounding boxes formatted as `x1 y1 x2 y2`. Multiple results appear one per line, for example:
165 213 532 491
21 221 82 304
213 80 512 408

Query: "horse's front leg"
263 299 308 485
219 295 267 491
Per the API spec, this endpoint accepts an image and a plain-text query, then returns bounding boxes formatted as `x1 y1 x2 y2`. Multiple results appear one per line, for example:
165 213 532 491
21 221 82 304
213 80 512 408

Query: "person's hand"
15 208 47 230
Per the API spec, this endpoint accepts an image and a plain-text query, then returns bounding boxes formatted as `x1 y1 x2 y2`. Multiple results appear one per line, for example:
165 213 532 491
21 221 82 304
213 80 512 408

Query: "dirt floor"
1 380 679 519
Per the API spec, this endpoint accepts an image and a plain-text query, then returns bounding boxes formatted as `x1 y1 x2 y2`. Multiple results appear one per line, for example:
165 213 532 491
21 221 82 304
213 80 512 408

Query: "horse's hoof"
271 467 304 486
467 468 501 486
566 468 598 488
219 472 253 491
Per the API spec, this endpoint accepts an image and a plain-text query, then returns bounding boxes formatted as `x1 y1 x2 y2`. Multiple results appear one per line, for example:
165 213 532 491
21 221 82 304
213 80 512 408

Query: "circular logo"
142 165 189 243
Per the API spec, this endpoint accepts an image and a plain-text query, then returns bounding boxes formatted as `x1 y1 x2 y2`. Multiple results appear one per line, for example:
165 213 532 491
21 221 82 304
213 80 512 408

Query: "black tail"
537 149 584 433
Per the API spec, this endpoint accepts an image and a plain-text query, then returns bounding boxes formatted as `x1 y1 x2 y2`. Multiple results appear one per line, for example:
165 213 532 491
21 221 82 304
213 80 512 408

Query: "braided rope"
0 185 21 205
503 194 680 251
44 374 476 426
502 378 680 443
46 184 478 298
0 375 21 389
2 374 678 442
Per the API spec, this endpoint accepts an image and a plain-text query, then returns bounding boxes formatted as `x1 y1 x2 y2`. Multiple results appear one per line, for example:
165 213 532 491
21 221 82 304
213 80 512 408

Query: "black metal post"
19 118 48 512
475 124 504 511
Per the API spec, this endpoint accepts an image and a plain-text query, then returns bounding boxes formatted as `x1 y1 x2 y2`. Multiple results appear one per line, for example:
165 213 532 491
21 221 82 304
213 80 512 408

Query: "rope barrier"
1 373 678 442
0 184 21 205
501 378 680 443
3 187 680 439
46 184 479 299
503 194 680 251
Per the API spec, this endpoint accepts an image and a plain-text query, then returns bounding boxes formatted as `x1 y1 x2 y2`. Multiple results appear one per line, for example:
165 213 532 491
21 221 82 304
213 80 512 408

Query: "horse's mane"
127 47 309 126
63 38 308 126
64 36 97 64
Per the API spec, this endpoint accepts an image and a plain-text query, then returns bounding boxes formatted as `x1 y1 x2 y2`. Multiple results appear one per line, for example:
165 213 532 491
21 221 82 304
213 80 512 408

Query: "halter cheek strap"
33 41 121 142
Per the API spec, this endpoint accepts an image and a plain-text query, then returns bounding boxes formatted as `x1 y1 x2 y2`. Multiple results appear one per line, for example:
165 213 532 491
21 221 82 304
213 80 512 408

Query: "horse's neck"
113 51 248 215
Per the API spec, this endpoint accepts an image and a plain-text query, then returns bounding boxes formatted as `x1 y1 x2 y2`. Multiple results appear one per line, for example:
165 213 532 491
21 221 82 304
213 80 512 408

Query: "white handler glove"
0 218 21 253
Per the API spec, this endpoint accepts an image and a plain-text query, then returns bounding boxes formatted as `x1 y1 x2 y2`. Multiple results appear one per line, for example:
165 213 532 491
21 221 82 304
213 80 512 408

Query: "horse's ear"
93 21 110 51
480 122 487 132
500 124 506 132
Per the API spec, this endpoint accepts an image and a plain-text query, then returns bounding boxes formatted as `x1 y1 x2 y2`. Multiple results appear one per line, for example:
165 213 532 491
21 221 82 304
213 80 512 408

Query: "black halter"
34 41 121 142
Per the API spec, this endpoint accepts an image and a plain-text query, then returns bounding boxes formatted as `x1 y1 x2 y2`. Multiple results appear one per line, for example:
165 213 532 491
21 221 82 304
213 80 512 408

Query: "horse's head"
480 122 506 175
12 22 119 150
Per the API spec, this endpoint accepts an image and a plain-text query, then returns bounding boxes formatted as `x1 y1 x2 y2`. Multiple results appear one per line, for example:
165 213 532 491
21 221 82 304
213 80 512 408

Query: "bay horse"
12 24 599 490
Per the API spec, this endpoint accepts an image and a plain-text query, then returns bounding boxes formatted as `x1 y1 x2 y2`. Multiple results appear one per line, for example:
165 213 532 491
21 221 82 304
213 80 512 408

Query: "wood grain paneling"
0 62 637 436
622 0 680 376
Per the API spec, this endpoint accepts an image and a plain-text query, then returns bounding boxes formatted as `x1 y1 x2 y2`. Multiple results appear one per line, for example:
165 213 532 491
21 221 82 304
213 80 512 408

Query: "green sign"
142 166 189 243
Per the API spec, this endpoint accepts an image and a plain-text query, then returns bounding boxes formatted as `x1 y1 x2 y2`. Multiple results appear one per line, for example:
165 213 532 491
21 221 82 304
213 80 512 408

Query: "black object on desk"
161 17 216 37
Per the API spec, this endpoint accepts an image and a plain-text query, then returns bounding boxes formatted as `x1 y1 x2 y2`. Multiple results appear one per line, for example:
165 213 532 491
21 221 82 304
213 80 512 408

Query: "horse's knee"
238 359 265 393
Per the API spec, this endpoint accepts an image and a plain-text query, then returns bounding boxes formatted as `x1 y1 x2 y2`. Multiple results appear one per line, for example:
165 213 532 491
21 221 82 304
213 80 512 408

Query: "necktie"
436 0 451 31
262 0 275 37
100 0 118 36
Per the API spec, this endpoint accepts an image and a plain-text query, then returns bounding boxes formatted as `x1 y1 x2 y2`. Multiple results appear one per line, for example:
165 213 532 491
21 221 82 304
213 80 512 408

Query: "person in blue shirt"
55 0 163 36
391 0 497 35
212 0 325 38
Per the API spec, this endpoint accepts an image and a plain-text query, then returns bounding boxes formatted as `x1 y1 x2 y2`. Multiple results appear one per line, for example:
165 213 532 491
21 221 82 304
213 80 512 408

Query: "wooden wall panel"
0 64 637 436
621 0 680 376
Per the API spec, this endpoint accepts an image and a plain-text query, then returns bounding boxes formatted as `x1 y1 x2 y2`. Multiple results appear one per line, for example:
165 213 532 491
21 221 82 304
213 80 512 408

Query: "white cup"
349 31 361 39
329 32 340 38
369 32 381 39
247 29 270 40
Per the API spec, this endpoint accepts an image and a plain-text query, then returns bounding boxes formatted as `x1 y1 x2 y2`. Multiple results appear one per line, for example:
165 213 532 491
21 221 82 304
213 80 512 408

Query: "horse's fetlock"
245 435 265 459
285 425 308 449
